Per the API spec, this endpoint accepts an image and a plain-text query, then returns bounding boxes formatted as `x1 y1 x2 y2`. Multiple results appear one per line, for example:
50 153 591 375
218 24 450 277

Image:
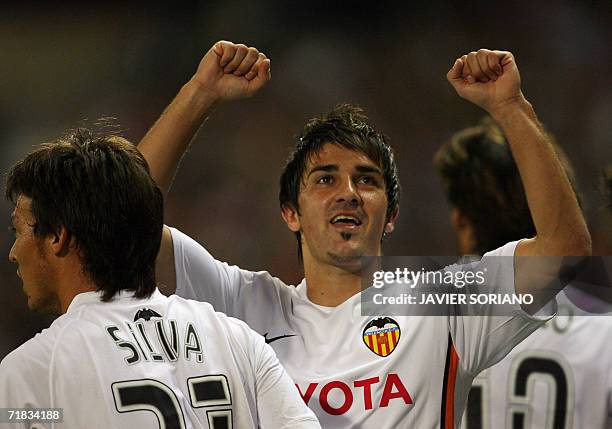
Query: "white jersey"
169 227 555 428
462 291 612 429
0 289 320 429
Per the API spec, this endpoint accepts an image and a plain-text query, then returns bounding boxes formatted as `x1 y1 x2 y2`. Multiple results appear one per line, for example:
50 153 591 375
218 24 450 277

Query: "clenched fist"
191 41 271 103
447 49 524 115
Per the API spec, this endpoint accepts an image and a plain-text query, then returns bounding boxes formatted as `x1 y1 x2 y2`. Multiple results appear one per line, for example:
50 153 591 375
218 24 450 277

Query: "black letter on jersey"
156 319 179 361
184 323 204 363
136 322 165 362
107 326 141 365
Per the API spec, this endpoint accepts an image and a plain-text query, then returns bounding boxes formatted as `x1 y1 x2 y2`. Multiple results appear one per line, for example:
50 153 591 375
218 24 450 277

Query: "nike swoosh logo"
263 333 297 344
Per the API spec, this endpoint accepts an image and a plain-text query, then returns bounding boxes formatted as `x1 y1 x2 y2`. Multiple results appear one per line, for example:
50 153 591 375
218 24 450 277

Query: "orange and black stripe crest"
362 317 401 357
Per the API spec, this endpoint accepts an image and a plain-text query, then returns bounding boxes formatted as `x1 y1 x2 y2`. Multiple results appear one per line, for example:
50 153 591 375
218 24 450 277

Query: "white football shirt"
0 289 320 429
462 290 612 429
170 227 555 428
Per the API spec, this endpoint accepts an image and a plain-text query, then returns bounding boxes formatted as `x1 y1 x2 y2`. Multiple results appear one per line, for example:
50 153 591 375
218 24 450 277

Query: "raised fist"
191 41 271 103
447 49 524 115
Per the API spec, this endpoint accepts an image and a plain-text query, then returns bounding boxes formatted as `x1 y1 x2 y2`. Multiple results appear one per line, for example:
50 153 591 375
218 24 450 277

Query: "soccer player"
0 130 320 429
434 118 612 428
139 42 591 427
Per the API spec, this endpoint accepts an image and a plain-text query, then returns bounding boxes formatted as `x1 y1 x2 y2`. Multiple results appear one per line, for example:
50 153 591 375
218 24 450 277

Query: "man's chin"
326 250 369 272
26 294 61 315
328 238 377 258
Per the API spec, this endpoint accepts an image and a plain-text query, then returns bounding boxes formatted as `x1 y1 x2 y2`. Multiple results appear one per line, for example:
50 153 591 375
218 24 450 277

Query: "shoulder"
0 316 76 404
170 225 298 290
1 315 75 372
250 269 300 296
166 294 218 317
0 341 47 404
166 295 257 337
0 340 44 379
482 240 522 258
171 295 261 337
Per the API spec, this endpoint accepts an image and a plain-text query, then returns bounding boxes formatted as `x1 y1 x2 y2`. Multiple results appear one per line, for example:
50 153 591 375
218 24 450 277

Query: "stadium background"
0 1 610 359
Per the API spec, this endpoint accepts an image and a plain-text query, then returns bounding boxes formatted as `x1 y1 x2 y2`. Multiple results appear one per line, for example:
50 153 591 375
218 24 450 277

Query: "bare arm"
141 41 271 294
155 226 176 296
139 41 271 195
139 80 216 196
447 50 591 308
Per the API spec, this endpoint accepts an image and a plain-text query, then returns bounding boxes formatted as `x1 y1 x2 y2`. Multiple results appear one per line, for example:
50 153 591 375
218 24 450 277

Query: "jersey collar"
295 279 362 311
66 288 164 314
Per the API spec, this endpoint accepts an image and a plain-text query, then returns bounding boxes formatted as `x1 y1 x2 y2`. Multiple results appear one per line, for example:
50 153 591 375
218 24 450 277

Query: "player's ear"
450 208 469 231
281 204 301 232
49 225 73 257
384 207 399 234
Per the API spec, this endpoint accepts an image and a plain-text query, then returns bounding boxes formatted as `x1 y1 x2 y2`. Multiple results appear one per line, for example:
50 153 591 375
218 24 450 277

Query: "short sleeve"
170 227 253 316
449 240 557 375
250 331 321 428
0 341 52 429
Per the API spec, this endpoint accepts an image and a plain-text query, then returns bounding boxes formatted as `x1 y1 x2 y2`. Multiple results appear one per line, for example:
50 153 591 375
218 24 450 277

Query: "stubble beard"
27 285 61 315
327 242 365 274
27 252 61 315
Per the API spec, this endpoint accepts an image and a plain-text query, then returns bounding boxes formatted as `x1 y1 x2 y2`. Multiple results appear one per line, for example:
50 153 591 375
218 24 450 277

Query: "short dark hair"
6 127 163 301
279 103 400 262
434 117 579 254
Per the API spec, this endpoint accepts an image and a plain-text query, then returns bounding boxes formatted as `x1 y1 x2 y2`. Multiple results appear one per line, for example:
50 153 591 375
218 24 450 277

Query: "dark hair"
279 103 400 262
434 117 579 254
6 127 163 301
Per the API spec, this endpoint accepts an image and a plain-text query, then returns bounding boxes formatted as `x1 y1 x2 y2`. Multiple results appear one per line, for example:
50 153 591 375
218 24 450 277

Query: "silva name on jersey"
105 308 204 364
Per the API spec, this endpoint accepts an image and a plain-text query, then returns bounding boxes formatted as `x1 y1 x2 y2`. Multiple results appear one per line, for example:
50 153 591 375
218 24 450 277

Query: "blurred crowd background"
1 1 610 359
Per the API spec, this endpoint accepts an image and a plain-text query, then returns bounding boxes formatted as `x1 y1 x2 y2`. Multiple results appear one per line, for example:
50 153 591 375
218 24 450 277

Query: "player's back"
0 289 319 429
462 291 612 428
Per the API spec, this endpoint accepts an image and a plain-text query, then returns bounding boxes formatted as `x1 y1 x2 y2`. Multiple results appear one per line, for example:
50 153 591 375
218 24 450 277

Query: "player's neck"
56 265 98 314
303 258 367 307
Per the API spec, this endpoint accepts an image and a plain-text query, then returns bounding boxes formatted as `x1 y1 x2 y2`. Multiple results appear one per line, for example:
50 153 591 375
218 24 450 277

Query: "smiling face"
282 143 397 271
8 196 58 313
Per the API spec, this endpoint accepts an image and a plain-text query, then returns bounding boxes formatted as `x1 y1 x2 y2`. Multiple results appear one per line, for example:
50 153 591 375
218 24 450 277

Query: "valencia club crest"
363 317 401 357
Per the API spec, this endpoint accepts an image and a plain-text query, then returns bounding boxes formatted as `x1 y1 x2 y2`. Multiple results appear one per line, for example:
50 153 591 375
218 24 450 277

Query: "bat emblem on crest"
133 308 162 322
363 317 401 357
